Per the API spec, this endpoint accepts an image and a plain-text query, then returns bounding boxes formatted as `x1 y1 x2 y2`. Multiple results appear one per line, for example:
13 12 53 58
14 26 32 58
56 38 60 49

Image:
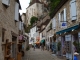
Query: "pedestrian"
74 51 79 60
41 43 44 51
40 43 43 51
33 43 36 51
47 40 50 51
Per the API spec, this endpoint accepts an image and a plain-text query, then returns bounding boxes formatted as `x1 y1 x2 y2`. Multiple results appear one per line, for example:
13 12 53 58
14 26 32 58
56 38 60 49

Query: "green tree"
49 0 61 17
30 16 38 26
25 25 32 33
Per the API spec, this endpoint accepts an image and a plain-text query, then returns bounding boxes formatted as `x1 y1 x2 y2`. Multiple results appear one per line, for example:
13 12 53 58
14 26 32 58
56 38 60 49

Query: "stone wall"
53 0 80 32
0 0 19 60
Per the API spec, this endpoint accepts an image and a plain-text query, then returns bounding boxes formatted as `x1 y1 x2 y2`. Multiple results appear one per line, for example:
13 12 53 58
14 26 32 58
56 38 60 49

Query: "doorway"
12 36 17 60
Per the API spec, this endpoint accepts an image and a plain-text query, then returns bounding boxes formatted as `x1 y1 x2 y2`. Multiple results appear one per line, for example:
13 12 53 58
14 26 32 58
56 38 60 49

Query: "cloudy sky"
19 0 30 15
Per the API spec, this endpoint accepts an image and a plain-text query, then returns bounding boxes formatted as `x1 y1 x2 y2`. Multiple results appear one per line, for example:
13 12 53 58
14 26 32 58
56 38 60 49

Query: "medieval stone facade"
0 0 21 60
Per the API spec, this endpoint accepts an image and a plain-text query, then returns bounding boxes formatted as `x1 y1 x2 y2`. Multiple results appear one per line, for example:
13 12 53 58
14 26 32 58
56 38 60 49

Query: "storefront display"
65 35 72 53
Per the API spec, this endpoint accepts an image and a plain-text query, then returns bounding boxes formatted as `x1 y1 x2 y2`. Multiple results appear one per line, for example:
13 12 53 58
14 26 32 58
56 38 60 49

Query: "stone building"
37 0 80 60
50 0 80 60
27 0 49 45
39 0 50 5
26 0 43 25
0 0 21 60
21 13 29 52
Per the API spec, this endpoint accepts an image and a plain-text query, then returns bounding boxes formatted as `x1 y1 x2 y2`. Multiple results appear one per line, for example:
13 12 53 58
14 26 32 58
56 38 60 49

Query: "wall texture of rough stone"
0 0 19 60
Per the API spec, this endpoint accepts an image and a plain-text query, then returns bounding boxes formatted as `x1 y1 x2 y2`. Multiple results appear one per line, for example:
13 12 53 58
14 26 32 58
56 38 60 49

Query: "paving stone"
23 48 66 60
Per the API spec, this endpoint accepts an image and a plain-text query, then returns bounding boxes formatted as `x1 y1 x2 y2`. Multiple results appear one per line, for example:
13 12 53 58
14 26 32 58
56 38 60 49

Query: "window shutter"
19 21 21 30
52 18 56 29
52 19 54 29
54 18 56 29
64 8 66 21
15 2 19 21
70 0 77 20
59 13 61 25
2 0 10 6
21 22 24 30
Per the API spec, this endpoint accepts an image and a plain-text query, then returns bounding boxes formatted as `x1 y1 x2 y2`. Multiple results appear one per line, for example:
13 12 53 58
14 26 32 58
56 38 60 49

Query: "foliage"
73 41 80 53
57 42 61 51
30 16 38 26
49 0 61 17
25 25 32 33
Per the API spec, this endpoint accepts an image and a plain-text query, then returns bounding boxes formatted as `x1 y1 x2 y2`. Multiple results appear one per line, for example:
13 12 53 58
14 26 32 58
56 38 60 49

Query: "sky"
19 0 30 15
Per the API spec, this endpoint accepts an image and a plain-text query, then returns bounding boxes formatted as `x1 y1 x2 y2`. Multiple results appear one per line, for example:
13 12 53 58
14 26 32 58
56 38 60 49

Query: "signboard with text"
61 22 67 28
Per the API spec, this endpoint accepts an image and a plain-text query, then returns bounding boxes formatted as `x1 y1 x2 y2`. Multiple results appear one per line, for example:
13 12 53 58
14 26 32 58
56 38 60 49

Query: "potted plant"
73 41 80 53
73 41 80 60
57 42 61 56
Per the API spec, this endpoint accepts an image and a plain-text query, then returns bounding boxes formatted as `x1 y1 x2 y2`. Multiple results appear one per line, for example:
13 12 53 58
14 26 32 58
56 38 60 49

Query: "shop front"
56 24 80 60
36 37 40 48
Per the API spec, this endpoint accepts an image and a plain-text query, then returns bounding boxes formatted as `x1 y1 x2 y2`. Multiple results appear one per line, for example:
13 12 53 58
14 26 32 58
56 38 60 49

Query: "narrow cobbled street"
23 48 66 60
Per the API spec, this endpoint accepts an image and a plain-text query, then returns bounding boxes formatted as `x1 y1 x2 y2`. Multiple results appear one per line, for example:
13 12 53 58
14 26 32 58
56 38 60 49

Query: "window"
32 8 33 15
2 31 5 42
21 22 24 30
34 9 35 11
37 3 38 7
14 2 19 21
60 8 67 28
37 13 38 16
61 8 66 22
2 0 10 6
61 11 64 22
2 28 6 42
59 13 61 26
52 18 56 29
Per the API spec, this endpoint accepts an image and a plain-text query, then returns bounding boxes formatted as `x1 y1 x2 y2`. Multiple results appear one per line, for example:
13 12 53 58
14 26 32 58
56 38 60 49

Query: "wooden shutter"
64 8 66 21
19 21 21 30
59 13 61 26
21 22 24 30
52 18 56 29
2 0 10 6
54 18 56 29
52 19 54 29
70 0 77 20
15 2 19 21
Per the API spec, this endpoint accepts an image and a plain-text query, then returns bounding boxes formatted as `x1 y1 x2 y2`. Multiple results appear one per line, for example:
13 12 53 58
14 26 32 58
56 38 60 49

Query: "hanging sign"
61 22 67 28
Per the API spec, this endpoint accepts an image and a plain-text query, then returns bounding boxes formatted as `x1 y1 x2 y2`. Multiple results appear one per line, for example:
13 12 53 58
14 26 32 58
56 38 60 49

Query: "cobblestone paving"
23 48 66 60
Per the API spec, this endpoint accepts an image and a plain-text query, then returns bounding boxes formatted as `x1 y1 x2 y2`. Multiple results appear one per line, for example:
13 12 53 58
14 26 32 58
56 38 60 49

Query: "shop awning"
35 42 40 44
40 40 45 43
56 25 79 35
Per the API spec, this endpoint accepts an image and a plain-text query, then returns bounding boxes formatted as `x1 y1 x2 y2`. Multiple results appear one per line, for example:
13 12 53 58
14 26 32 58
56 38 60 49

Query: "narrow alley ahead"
23 48 66 60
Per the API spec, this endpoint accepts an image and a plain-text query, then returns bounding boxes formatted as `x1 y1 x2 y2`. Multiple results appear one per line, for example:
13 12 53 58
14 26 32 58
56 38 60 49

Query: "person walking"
33 43 36 51
40 43 44 51
47 40 50 51
74 52 79 60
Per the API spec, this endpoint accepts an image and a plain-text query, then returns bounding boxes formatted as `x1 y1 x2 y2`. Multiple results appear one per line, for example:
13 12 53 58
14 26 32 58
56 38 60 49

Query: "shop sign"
61 22 67 28
58 36 61 41
65 35 71 41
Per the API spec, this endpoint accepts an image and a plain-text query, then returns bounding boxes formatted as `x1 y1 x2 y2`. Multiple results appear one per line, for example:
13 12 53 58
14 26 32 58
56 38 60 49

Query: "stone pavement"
23 48 66 60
